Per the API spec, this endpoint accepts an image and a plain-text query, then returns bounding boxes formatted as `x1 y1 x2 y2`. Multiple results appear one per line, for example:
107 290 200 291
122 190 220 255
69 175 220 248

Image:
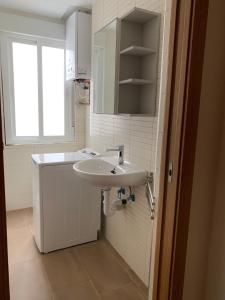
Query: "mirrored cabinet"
93 19 119 114
93 8 160 115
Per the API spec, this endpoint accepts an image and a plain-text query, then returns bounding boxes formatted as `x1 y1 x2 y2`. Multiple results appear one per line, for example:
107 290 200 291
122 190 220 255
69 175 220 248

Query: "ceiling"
0 0 94 21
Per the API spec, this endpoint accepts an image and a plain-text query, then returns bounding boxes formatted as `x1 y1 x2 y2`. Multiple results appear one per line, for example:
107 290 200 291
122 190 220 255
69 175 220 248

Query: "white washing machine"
32 149 101 253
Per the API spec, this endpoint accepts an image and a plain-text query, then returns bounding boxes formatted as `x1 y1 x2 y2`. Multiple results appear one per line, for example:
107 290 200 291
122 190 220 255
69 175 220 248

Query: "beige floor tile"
7 208 33 230
26 207 33 226
7 226 40 266
9 258 52 300
41 248 90 290
73 240 131 295
102 239 130 271
126 268 148 299
7 209 147 300
52 281 100 300
104 241 148 299
101 283 144 300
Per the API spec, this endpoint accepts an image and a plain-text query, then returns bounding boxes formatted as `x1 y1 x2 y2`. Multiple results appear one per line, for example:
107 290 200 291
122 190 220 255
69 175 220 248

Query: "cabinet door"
93 19 120 114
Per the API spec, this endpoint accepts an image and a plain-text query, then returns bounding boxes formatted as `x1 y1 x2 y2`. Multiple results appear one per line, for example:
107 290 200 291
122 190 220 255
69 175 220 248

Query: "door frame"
0 0 210 298
0 80 10 299
155 0 210 299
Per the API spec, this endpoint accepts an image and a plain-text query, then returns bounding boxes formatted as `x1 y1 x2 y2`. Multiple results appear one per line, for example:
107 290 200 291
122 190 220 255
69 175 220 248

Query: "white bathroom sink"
73 156 147 187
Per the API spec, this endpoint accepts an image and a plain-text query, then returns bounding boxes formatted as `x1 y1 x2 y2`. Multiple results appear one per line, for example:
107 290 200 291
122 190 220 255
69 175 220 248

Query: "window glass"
12 42 39 136
42 46 65 136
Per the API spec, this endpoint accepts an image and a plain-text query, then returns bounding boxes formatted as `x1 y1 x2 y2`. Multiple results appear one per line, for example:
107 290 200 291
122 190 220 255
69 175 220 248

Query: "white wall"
4 103 86 211
0 10 87 211
0 10 65 40
182 0 225 298
87 0 172 285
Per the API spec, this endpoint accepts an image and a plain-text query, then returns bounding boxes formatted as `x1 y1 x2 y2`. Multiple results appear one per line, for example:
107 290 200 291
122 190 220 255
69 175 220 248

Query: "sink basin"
73 156 147 187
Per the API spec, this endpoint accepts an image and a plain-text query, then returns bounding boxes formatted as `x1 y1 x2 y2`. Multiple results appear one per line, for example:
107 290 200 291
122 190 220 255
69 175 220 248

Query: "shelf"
119 78 154 85
118 8 160 115
122 8 159 23
120 45 155 56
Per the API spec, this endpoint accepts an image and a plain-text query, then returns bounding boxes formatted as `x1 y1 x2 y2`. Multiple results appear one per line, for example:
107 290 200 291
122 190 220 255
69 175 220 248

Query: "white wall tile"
135 0 165 13
118 0 136 18
103 0 118 25
92 0 104 32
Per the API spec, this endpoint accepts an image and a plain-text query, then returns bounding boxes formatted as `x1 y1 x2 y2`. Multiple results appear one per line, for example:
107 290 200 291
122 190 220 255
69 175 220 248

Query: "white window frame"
0 32 74 145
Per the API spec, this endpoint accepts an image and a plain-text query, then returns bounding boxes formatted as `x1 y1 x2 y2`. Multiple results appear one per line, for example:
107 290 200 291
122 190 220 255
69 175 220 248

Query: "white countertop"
32 150 98 166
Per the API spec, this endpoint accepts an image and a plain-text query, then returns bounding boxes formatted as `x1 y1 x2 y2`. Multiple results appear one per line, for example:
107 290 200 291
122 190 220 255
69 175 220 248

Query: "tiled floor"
7 208 148 300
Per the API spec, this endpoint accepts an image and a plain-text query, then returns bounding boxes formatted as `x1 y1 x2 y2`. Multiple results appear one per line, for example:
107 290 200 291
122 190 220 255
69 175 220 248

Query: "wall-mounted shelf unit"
119 78 154 85
120 45 155 56
92 8 160 115
118 8 160 115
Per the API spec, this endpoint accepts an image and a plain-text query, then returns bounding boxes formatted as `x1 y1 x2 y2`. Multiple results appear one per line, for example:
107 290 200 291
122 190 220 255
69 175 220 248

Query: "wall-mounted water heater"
66 11 91 80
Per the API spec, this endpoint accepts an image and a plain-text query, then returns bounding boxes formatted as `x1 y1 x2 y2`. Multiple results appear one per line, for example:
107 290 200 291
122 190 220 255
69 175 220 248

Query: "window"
1 34 74 145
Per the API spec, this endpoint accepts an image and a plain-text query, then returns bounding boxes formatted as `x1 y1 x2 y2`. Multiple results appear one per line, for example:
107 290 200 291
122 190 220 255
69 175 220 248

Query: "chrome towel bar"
146 172 156 220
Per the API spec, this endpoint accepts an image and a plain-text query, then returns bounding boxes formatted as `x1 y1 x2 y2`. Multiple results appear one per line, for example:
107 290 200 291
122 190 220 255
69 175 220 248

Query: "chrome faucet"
106 144 124 165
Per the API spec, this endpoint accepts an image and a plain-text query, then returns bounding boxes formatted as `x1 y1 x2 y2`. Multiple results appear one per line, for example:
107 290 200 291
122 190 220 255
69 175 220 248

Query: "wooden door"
156 0 210 299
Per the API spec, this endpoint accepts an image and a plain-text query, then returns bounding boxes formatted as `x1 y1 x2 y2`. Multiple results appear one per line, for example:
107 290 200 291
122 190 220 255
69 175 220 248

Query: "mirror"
93 19 118 114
